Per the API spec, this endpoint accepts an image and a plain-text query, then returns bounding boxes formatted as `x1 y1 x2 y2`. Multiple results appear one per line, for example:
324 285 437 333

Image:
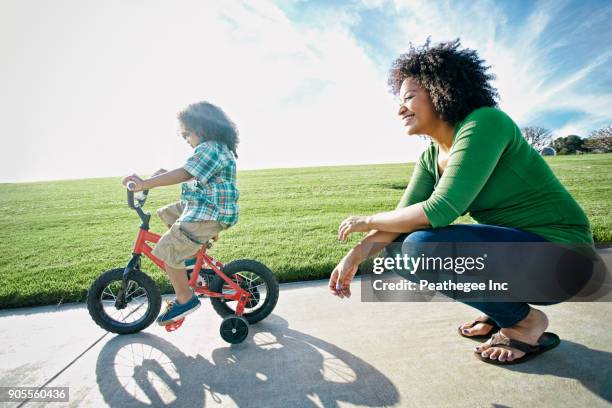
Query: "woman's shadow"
95 314 400 407
505 339 612 403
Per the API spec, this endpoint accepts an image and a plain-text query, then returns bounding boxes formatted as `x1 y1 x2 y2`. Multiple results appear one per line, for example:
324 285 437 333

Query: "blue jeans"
390 224 553 328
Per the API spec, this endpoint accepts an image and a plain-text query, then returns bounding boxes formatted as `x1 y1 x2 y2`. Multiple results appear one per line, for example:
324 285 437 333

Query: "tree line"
521 125 612 154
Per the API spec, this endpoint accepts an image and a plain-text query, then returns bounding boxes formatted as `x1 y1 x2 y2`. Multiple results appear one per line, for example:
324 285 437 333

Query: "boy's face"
179 123 201 148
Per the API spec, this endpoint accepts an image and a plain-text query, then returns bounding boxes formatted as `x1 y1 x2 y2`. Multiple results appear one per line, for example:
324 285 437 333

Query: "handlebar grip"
126 181 149 210
127 186 136 209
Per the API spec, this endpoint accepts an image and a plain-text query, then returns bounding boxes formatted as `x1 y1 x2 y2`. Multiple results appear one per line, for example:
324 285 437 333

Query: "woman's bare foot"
459 314 496 337
474 308 549 362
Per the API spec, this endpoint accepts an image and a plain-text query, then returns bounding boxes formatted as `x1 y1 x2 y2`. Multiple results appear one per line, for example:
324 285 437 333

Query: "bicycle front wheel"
87 268 161 334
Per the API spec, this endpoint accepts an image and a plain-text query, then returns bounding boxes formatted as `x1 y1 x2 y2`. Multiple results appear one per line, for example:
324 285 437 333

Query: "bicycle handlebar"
126 182 150 210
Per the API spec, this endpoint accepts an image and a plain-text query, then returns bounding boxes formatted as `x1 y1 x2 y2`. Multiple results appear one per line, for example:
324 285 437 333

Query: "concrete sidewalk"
1 278 611 408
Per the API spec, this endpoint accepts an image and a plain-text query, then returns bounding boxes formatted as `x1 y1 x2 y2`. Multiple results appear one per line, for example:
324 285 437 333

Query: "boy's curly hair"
388 38 499 124
178 101 239 158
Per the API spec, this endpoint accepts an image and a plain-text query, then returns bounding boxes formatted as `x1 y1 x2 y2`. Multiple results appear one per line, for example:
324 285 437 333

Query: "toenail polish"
463 329 468 334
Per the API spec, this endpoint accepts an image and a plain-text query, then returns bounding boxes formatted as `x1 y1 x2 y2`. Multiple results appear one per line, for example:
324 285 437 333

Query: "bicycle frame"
126 227 251 316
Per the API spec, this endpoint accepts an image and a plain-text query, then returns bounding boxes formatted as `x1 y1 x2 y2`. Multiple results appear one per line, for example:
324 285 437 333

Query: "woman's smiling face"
397 77 438 136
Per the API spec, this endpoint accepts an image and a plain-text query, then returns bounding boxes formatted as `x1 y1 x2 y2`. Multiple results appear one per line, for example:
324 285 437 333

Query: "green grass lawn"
1 154 610 308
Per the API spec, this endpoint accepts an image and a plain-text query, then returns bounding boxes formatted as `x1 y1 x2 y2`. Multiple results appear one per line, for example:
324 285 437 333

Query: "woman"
328 39 594 365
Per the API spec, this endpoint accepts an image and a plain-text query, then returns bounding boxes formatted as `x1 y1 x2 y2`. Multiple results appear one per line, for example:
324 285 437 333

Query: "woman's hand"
328 252 361 299
152 168 168 177
338 216 371 242
121 174 145 192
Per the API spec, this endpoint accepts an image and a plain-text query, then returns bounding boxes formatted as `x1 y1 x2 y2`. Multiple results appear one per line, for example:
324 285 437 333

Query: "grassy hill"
1 154 610 308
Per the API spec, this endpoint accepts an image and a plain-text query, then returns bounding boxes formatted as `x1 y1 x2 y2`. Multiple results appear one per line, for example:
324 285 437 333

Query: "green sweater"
397 107 593 244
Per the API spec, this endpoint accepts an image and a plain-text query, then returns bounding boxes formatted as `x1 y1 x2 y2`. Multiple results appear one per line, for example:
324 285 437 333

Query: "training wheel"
219 315 249 344
165 317 185 332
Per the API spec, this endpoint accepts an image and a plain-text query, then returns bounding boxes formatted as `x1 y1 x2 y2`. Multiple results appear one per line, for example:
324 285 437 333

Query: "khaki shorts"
151 201 226 269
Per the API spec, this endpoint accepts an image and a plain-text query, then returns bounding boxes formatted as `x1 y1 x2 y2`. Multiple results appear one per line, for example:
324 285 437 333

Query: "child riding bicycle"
122 101 239 326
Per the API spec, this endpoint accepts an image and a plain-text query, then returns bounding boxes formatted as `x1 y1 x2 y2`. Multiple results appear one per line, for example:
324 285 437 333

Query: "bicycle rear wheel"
209 259 279 324
87 268 161 334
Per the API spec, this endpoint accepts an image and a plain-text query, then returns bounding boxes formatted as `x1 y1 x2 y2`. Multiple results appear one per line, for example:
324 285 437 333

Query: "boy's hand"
122 174 145 192
152 168 168 177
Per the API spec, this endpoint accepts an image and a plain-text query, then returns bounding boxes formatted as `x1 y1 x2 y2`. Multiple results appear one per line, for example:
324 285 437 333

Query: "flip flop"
474 332 561 365
458 317 501 339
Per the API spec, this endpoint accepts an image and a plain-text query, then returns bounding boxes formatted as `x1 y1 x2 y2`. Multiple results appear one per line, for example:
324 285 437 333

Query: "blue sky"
277 0 612 132
1 0 611 182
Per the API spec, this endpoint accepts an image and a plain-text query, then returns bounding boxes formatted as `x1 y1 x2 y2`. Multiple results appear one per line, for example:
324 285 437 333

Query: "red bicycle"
87 186 279 344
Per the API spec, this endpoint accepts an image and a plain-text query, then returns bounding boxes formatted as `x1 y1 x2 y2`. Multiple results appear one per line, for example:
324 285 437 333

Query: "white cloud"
0 0 424 183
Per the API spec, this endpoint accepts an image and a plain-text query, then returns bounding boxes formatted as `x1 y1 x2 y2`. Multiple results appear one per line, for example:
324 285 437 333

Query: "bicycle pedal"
165 317 186 332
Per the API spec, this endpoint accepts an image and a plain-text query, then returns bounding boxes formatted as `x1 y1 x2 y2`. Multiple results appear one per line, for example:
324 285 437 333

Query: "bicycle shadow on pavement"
95 314 399 407
505 339 612 403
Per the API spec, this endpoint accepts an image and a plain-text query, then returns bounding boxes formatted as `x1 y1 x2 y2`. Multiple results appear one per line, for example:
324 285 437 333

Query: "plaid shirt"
179 141 239 226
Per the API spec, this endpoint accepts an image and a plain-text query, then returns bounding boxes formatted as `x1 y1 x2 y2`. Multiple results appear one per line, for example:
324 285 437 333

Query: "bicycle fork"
115 254 141 309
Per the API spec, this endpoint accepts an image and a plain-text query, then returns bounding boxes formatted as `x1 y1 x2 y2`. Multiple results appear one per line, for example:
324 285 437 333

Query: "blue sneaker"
157 294 201 326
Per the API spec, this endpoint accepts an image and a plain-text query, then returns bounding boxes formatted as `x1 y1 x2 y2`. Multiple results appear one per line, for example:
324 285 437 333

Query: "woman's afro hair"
388 38 499 124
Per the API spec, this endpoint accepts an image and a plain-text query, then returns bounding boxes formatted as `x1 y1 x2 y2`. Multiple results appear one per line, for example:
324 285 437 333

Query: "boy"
122 101 239 325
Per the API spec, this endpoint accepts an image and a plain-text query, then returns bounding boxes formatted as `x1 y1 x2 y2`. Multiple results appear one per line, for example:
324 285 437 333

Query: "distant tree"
584 125 612 153
551 135 585 154
521 126 553 151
